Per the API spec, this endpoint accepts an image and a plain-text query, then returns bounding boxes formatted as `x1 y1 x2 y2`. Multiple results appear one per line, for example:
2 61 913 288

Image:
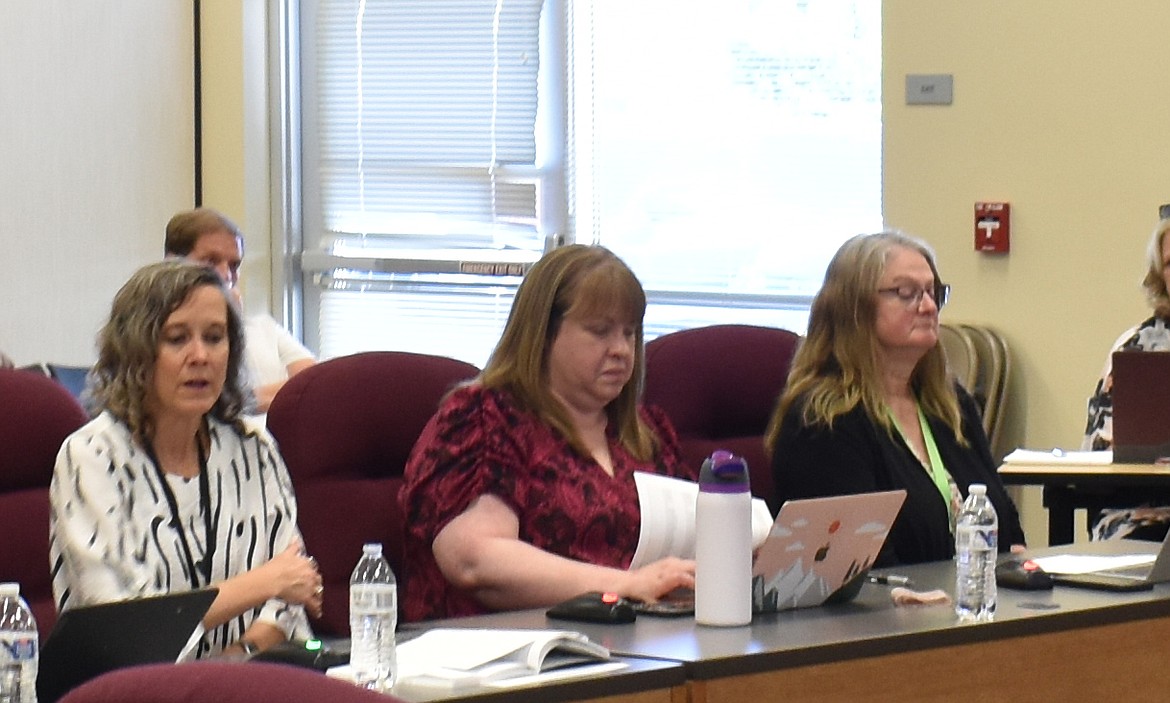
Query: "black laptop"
37 588 217 703
1110 350 1170 463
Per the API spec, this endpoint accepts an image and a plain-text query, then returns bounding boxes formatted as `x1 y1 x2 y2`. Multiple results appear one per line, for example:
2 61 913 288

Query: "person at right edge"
766 231 1026 566
1082 217 1170 541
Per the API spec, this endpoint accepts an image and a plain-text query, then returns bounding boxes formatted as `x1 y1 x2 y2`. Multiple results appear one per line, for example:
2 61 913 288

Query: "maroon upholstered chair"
0 369 88 639
643 325 800 514
57 661 401 703
266 351 479 633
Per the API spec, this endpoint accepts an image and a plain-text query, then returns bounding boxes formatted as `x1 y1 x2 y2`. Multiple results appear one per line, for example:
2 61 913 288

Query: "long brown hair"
765 231 962 452
479 244 659 461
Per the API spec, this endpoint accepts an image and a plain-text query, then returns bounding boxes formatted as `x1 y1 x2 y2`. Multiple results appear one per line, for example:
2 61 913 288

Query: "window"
291 0 881 366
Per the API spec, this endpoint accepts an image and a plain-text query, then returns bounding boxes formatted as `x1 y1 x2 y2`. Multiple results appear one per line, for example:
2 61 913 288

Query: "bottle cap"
362 543 383 556
698 450 750 493
968 483 987 495
0 583 18 596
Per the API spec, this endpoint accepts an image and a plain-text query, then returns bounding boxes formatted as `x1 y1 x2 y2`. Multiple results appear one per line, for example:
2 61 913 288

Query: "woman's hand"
258 541 324 619
621 556 696 604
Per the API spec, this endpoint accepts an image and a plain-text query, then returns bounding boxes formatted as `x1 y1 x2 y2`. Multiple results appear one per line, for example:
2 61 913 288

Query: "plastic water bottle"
349 543 397 691
694 450 753 626
0 583 38 703
954 483 998 622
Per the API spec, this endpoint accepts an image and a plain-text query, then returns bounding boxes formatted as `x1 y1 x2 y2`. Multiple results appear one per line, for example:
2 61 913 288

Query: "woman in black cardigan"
766 232 1025 566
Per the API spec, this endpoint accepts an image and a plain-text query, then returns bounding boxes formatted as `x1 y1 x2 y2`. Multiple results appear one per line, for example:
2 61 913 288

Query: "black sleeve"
952 386 1027 549
770 402 886 504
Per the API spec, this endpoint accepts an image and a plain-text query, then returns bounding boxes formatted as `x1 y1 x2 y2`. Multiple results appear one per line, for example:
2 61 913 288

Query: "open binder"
393 628 617 692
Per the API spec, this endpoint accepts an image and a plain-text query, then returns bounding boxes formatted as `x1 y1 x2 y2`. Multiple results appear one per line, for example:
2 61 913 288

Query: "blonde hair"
479 245 659 461
89 260 249 445
1142 218 1170 318
765 231 963 451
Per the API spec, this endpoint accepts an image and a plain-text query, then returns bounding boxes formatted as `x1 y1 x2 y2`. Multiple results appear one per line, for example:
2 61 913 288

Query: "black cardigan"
770 386 1026 566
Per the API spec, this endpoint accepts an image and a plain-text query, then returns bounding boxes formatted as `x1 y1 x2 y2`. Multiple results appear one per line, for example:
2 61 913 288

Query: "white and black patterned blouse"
49 411 311 657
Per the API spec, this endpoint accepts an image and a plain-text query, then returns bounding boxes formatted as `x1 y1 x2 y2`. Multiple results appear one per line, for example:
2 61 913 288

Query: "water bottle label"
0 638 35 662
975 528 998 550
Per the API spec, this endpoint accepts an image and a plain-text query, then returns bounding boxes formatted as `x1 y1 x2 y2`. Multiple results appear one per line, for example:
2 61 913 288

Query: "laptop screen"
1111 351 1170 463
751 490 906 612
37 588 217 703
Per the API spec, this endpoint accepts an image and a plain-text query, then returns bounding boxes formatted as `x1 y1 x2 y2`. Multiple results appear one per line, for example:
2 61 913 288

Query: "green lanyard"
890 403 952 518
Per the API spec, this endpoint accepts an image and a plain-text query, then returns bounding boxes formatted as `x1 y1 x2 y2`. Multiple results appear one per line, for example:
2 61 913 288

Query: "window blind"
312 0 546 245
295 1 882 365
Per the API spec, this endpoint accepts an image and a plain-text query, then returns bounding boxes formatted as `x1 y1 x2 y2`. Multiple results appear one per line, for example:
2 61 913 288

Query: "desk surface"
999 460 1170 543
414 542 1170 699
1000 460 1170 483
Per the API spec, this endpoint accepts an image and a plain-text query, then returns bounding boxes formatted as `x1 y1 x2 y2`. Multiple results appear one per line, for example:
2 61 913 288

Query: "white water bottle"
349 543 397 691
694 450 753 626
0 583 38 703
954 483 998 622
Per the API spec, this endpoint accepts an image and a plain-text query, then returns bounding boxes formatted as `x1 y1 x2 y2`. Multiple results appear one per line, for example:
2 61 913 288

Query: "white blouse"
50 411 311 657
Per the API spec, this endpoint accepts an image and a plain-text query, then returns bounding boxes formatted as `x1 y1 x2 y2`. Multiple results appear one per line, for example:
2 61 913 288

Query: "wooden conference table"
999 459 1170 544
399 541 1170 702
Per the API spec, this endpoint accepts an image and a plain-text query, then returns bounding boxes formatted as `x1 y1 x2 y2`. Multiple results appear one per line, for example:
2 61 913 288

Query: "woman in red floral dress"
400 245 697 621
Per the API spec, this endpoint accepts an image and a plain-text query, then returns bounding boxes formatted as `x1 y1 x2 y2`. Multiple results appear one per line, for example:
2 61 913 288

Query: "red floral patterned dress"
399 384 693 621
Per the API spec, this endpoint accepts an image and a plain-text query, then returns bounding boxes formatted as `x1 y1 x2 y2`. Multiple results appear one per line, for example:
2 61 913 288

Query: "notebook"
1043 529 1170 591
751 490 906 612
1110 350 1170 463
37 588 217 703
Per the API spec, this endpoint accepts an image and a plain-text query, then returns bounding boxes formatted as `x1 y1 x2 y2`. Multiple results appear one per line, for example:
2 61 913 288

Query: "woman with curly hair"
50 260 321 658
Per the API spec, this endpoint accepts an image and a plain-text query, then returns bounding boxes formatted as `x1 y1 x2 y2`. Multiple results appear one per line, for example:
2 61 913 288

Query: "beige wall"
886 2 1170 452
200 0 275 317
0 2 194 366
884 3 1170 542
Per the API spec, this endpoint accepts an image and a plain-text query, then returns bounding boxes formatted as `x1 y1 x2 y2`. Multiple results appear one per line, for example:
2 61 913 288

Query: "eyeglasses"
876 282 950 309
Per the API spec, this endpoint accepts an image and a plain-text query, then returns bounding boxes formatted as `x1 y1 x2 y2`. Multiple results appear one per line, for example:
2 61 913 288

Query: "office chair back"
266 351 479 633
0 369 88 637
644 324 800 514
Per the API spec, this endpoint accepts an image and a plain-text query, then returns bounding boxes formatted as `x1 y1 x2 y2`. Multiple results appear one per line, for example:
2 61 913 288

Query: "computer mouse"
546 591 637 624
995 557 1054 590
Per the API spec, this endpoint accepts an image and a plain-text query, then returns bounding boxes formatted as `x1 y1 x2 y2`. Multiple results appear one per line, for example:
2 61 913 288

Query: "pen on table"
868 574 912 587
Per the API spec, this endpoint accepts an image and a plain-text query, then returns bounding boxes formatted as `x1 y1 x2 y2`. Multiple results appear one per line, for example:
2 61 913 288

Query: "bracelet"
239 639 261 657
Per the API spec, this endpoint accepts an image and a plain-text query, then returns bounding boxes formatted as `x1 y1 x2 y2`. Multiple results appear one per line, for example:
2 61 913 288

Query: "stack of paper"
1001 449 1113 465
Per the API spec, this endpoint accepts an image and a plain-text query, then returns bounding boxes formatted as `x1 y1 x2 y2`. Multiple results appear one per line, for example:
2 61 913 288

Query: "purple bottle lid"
698 450 750 493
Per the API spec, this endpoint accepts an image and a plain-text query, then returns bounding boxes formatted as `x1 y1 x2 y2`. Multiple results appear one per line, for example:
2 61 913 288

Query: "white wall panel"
0 1 195 365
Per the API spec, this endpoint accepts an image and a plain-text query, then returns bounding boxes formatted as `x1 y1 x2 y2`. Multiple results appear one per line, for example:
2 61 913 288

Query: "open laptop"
37 588 217 703
1111 350 1170 463
751 490 907 612
1044 529 1170 592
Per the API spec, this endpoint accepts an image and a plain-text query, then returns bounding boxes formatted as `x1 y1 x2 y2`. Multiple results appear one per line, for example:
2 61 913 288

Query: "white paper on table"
1030 553 1155 575
1001 449 1113 465
628 472 773 570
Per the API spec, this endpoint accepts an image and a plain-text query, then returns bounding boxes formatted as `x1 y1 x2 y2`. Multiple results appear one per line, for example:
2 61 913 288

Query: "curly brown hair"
89 260 250 444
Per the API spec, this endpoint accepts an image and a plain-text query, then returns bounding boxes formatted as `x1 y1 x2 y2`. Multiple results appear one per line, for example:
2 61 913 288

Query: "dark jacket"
771 386 1026 566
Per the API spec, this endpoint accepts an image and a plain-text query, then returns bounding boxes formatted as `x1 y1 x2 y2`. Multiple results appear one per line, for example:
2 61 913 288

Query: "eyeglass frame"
875 282 950 309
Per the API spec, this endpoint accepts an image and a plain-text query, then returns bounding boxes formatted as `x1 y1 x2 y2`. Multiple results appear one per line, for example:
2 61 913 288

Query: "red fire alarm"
975 202 1010 253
